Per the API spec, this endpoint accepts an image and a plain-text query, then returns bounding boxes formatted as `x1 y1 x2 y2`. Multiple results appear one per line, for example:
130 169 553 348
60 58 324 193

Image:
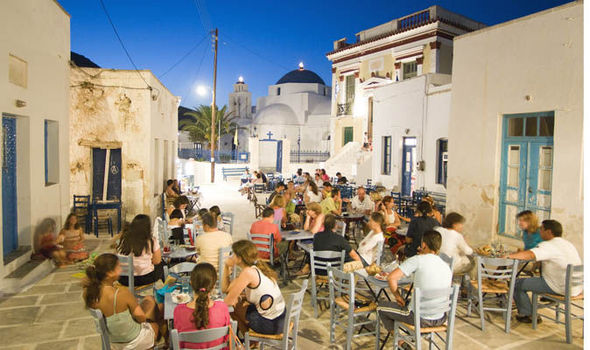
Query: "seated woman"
303 202 325 234
58 213 89 262
209 205 225 231
165 179 179 201
173 263 231 349
222 240 286 335
116 214 164 287
304 181 322 204
83 253 161 349
516 210 543 250
378 196 408 256
167 196 192 223
33 218 69 266
423 195 442 224
269 195 287 229
357 212 386 266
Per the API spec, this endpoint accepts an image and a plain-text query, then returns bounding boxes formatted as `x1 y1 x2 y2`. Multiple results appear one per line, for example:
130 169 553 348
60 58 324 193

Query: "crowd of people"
75 171 581 349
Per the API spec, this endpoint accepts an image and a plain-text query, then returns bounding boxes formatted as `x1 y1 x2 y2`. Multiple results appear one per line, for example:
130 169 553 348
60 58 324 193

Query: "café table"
279 230 315 285
337 213 365 245
354 268 412 302
163 245 198 260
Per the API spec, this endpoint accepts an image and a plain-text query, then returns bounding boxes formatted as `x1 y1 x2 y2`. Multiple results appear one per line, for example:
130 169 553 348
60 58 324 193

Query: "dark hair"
416 201 432 216
542 220 563 237
336 172 341 176
256 173 261 179
382 195 393 204
331 188 340 197
201 212 216 229
64 212 80 230
117 214 153 257
262 207 274 218
297 168 302 175
83 253 119 308
276 182 285 189
323 181 332 188
174 196 189 208
370 212 386 233
170 209 184 220
321 169 326 175
232 240 277 281
324 214 336 231
422 230 442 252
190 263 217 329
443 212 465 229
337 176 347 184
209 205 221 223
198 208 209 221
167 179 174 186
309 181 319 195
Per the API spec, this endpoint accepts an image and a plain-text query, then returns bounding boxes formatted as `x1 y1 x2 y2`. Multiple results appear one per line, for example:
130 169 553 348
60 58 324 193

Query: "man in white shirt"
350 187 374 215
435 212 473 274
507 220 582 324
377 231 452 334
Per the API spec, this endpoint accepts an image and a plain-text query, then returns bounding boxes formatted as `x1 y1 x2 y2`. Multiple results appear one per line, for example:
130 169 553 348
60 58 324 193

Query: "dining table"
337 213 366 244
279 230 315 285
354 268 412 302
163 245 198 260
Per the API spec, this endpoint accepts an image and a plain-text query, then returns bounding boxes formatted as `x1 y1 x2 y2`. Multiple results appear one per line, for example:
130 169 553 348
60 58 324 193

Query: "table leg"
117 206 121 232
516 261 531 277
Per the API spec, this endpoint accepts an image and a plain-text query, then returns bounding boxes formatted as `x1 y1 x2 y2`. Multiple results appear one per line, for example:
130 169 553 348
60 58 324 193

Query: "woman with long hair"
222 240 285 335
304 181 322 204
357 212 386 266
116 214 163 287
173 263 231 349
82 253 161 349
423 195 442 224
58 213 88 261
516 210 542 250
378 196 408 256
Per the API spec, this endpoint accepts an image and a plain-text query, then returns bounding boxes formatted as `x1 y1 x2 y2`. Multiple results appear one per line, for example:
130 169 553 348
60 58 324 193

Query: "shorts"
119 263 164 287
111 322 155 350
246 303 285 335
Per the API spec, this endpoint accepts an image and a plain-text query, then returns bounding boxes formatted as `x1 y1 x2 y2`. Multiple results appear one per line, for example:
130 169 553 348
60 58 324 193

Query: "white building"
446 1 583 254
0 0 71 281
70 56 180 221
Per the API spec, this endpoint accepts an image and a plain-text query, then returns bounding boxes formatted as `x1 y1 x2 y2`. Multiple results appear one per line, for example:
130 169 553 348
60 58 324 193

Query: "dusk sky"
59 0 571 109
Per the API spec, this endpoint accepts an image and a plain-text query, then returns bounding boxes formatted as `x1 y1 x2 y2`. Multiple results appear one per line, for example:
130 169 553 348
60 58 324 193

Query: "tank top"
62 229 81 250
273 208 284 228
245 266 285 320
105 288 141 343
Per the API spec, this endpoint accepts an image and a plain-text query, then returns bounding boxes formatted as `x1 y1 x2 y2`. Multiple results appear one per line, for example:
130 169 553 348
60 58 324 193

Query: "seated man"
320 188 343 216
194 212 233 270
377 231 452 338
313 214 361 272
268 182 285 205
506 219 582 324
350 186 374 215
435 212 473 275
250 207 282 260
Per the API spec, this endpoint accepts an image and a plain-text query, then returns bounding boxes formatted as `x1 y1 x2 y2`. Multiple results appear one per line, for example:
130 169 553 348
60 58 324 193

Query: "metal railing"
337 103 353 116
178 149 249 163
290 150 330 163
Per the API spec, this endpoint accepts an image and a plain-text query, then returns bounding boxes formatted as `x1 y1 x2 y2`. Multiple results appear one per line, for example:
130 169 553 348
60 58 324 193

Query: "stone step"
2 246 32 278
0 259 54 295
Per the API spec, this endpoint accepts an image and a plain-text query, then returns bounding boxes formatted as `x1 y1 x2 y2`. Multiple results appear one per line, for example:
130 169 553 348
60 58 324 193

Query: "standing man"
506 220 582 324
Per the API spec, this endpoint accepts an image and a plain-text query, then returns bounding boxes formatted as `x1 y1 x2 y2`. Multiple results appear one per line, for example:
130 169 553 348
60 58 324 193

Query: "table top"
282 230 315 241
163 247 197 259
337 214 365 222
169 262 197 275
354 269 411 288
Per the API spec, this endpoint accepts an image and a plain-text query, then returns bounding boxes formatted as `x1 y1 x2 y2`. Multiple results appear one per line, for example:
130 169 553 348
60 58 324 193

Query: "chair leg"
329 306 335 343
311 281 318 318
375 313 380 350
346 315 353 350
393 324 399 350
478 290 485 331
505 295 511 333
415 329 422 350
245 332 250 349
565 300 572 344
532 293 539 330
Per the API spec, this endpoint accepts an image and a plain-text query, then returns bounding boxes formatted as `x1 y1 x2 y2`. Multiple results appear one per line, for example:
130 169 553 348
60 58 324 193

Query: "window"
44 120 59 185
382 136 392 175
343 127 354 146
506 113 554 138
9 54 27 87
436 138 448 186
403 61 417 80
345 75 355 103
277 87 281 96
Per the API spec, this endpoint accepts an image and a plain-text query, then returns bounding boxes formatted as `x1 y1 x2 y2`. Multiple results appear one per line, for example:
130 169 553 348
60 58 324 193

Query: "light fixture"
299 62 304 70
238 76 244 83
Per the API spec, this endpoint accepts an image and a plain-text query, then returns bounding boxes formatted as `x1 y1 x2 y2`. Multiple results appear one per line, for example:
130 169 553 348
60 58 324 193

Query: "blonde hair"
306 202 322 215
232 240 277 281
270 194 286 208
517 210 540 233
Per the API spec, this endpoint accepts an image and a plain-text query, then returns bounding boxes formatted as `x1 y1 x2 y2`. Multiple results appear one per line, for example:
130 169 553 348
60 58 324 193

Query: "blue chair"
221 212 234 235
247 233 275 265
92 199 113 237
171 320 237 350
117 254 135 296
73 195 91 233
88 308 111 350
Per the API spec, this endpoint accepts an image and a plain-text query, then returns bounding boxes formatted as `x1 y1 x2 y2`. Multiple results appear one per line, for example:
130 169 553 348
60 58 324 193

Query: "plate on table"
179 245 195 250
171 291 192 304
374 272 389 281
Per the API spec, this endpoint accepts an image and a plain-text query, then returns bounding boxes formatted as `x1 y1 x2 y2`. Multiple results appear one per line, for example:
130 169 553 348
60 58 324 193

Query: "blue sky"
59 0 571 109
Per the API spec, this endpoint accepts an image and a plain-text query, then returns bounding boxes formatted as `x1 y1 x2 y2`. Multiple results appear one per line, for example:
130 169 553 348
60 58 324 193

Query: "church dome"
277 68 325 85
254 103 299 125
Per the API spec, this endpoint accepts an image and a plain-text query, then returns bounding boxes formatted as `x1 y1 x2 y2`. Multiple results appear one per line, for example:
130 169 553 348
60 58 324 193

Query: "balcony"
337 102 353 116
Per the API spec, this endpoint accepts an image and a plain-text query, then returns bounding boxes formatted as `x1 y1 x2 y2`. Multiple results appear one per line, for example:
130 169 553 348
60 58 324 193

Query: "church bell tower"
228 76 252 119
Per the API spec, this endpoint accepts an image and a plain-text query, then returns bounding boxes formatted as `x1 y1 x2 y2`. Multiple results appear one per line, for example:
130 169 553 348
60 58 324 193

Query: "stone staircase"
324 142 373 183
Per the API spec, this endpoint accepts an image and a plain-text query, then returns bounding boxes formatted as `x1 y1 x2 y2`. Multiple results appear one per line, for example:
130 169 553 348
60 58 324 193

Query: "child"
33 218 69 266
169 209 185 245
58 213 89 262
173 263 231 349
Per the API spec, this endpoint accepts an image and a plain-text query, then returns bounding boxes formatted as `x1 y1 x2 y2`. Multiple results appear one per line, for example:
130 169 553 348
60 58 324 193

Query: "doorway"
2 117 18 255
401 137 417 196
499 113 554 237
343 126 353 146
92 148 122 201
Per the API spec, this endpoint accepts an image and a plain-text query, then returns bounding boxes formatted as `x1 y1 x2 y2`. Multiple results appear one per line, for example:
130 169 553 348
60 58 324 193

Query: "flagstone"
33 339 79 350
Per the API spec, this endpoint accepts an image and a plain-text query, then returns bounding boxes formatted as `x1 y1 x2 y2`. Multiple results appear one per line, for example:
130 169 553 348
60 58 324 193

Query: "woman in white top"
357 212 386 266
222 240 286 335
435 212 474 274
116 214 163 287
304 181 323 204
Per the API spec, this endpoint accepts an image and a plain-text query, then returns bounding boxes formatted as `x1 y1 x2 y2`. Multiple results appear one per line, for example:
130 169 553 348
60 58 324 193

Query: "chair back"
254 184 265 193
89 308 111 350
335 220 347 237
439 253 454 271
155 217 169 248
221 212 234 235
161 193 167 220
327 264 355 312
73 195 90 210
375 243 384 266
247 233 274 264
218 246 233 296
310 250 345 278
117 254 134 295
566 264 584 298
411 285 460 346
280 279 309 347
476 257 518 282
171 319 237 350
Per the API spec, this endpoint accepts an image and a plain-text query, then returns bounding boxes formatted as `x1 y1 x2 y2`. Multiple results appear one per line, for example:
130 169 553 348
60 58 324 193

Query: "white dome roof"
254 103 299 125
310 99 331 115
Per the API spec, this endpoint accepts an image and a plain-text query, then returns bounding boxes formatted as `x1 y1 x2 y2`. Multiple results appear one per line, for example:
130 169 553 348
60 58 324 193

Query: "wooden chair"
92 199 113 237
245 280 308 350
328 264 379 350
221 212 234 235
73 195 91 233
309 249 346 318
171 319 237 350
247 232 275 265
532 264 584 343
390 285 460 350
470 257 518 333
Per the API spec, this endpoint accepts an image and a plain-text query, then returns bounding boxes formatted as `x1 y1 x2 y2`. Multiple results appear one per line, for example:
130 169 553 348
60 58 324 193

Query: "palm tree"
180 105 245 149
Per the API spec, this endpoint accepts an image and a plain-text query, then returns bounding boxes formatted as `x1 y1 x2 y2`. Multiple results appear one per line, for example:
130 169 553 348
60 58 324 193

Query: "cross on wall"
266 131 273 140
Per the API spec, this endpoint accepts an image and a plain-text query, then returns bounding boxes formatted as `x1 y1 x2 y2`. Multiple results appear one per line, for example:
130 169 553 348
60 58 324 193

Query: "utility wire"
222 33 291 72
192 0 212 31
181 44 210 108
159 34 208 78
98 0 153 92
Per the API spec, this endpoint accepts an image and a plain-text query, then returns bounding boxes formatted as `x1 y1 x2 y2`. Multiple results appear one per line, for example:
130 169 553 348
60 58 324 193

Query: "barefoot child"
58 213 89 262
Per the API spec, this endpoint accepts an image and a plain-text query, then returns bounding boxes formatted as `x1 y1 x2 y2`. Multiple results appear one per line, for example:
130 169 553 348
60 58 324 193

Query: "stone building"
70 55 180 221
0 0 71 281
446 1 583 254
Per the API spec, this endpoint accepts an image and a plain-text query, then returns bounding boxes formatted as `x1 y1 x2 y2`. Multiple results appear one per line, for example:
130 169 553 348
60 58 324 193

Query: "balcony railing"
337 103 353 116
290 150 330 163
178 148 249 163
398 9 430 30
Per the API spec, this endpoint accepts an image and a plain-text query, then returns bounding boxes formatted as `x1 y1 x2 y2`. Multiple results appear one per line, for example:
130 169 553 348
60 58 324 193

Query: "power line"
181 44 210 107
192 0 212 31
222 33 291 72
98 0 153 92
159 34 208 78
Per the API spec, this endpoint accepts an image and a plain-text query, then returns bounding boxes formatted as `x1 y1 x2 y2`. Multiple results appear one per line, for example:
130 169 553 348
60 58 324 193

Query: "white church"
227 63 332 171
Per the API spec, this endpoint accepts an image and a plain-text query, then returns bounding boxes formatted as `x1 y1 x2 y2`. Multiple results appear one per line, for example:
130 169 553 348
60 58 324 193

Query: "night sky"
58 0 572 109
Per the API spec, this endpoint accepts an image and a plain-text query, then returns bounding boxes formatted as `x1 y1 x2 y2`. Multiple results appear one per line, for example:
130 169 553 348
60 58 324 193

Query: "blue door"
276 140 283 173
401 137 416 196
93 148 122 200
107 149 122 200
2 117 18 255
499 113 554 237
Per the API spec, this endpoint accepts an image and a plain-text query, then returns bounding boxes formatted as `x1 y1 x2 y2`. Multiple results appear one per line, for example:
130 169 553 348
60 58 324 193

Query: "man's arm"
506 250 536 261
387 268 406 306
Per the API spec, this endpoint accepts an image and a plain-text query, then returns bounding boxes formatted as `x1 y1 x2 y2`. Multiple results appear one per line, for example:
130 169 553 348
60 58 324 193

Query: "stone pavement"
0 182 583 349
